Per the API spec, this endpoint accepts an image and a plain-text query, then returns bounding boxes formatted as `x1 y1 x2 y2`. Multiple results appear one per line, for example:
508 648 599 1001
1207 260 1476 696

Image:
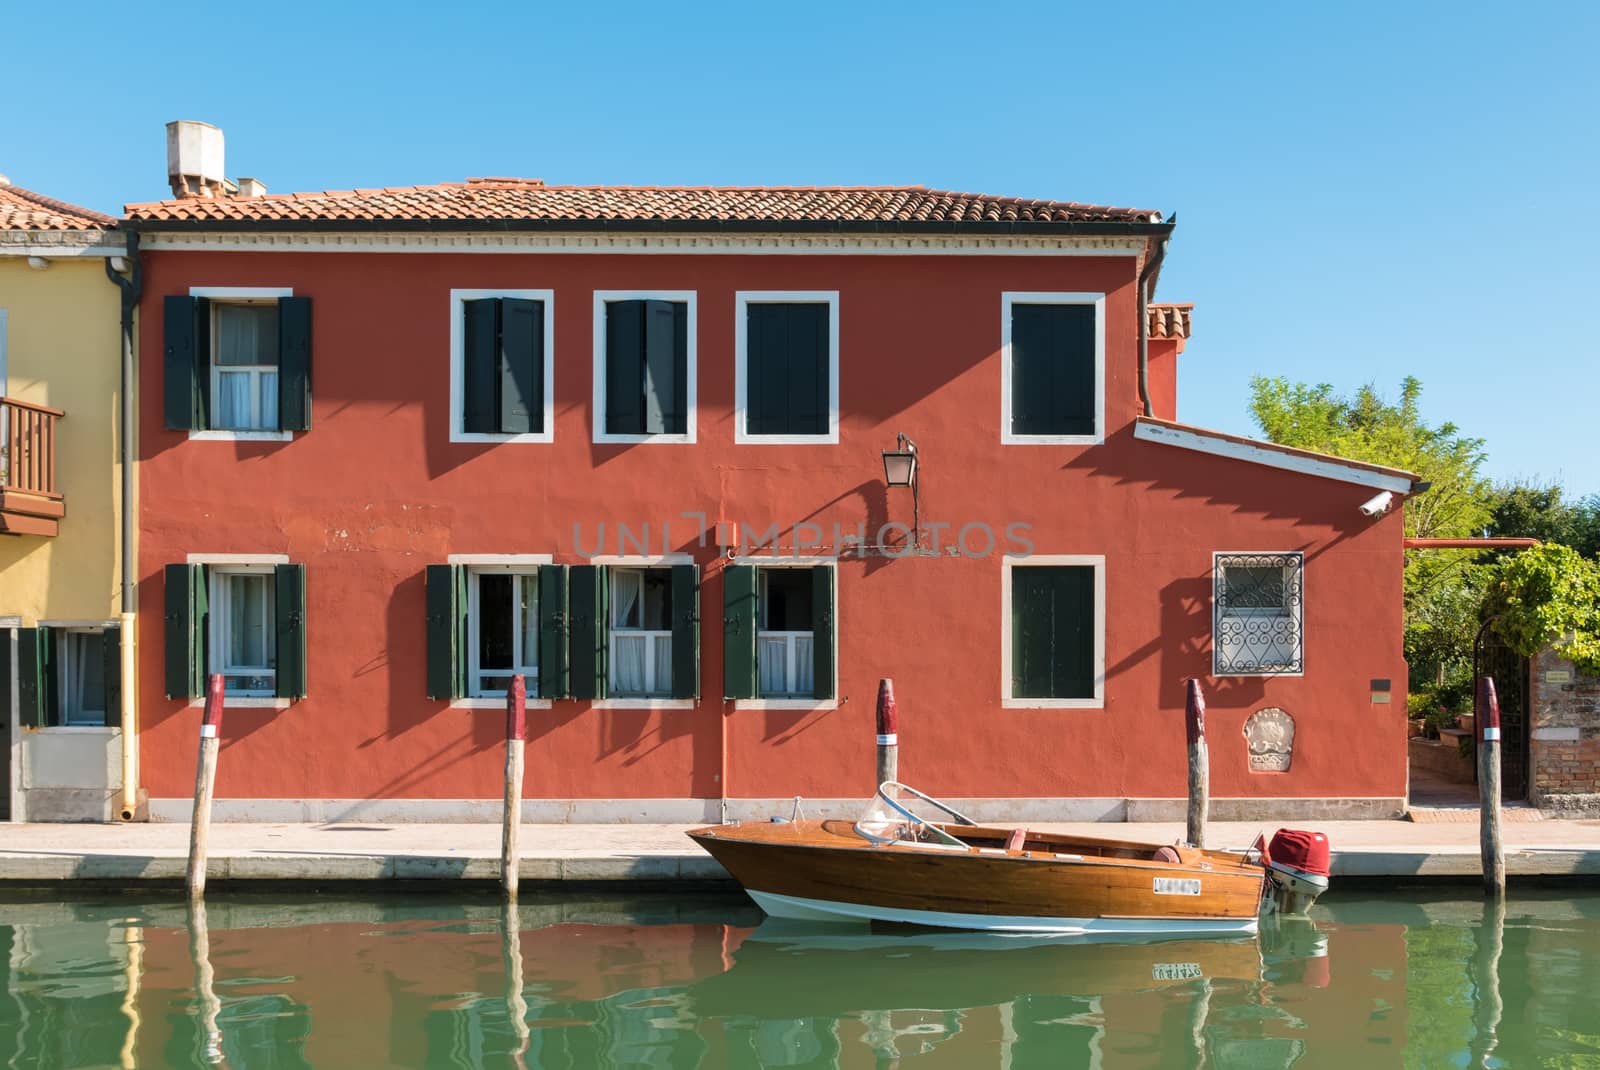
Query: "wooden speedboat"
689 782 1329 936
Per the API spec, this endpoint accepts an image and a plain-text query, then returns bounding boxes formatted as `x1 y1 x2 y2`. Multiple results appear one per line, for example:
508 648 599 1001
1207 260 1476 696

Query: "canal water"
1 890 1596 1068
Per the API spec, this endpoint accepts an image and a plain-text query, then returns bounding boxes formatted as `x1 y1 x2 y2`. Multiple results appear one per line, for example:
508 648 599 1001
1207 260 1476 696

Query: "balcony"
0 397 65 537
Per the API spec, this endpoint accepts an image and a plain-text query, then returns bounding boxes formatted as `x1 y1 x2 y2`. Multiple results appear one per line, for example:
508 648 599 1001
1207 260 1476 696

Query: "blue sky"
8 1 1595 494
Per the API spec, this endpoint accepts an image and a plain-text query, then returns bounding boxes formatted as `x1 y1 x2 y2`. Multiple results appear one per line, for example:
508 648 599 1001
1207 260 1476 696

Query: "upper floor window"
1001 293 1104 445
593 292 696 444
450 290 554 443
164 289 311 439
735 293 839 443
1214 552 1304 675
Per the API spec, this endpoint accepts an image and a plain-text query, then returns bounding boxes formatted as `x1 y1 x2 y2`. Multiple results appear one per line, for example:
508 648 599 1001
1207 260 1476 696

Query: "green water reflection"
0 890 1597 1068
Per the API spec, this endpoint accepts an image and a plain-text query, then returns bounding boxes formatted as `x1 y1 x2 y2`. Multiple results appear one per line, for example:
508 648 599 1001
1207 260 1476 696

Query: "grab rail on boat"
853 781 978 849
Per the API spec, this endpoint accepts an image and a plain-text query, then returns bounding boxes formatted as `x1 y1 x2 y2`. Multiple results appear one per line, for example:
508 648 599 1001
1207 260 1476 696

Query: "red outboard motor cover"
1267 829 1330 878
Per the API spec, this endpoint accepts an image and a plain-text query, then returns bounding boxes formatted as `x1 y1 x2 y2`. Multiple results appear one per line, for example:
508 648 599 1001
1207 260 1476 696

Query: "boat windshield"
852 782 975 849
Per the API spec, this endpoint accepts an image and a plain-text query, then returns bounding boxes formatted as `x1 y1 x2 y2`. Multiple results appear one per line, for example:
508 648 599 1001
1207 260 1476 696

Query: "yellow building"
1 178 136 822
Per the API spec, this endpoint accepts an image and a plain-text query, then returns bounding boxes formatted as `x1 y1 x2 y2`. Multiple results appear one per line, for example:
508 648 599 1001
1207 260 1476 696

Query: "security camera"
1359 491 1395 517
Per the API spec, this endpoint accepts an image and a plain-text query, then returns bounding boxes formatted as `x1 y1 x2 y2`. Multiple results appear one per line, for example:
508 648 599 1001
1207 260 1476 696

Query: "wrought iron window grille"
1214 553 1304 675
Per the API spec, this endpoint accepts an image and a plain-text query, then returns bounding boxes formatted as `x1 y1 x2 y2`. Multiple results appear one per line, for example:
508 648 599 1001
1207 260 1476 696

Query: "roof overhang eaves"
1133 417 1420 494
124 216 1175 238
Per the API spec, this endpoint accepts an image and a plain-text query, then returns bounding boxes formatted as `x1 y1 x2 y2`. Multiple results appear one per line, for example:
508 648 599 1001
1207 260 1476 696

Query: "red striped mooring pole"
876 679 899 787
186 674 225 899
502 674 527 897
1185 678 1210 849
1477 676 1505 897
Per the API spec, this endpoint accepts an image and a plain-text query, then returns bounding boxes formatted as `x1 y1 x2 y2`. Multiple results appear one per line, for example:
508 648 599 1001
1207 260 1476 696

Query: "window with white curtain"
61 629 109 726
468 570 540 697
210 568 277 695
757 568 814 698
212 303 280 430
608 567 673 696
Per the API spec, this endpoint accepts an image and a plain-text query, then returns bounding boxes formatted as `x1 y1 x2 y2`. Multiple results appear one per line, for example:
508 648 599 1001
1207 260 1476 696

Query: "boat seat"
1005 828 1028 853
1151 846 1182 864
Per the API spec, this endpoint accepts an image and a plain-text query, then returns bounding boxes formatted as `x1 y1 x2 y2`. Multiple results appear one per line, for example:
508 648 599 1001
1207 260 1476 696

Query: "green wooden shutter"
499 298 542 435
723 564 757 699
462 299 499 434
538 566 569 699
425 564 463 700
165 563 199 699
278 296 313 431
274 564 307 699
606 300 645 434
810 566 835 700
643 300 676 435
101 624 122 728
568 564 606 700
1011 304 1095 437
0 628 11 730
1011 566 1094 699
748 304 827 436
163 296 209 431
17 628 47 727
670 564 699 699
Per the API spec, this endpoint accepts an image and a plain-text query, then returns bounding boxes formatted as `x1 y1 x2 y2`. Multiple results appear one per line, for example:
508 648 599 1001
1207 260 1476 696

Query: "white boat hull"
747 889 1261 936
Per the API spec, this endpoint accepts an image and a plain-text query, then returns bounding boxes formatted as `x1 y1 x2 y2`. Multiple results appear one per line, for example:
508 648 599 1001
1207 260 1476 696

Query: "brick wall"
1530 648 1600 811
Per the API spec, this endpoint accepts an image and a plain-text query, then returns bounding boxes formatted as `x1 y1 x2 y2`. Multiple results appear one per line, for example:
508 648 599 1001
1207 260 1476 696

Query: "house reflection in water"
3 895 1599 1067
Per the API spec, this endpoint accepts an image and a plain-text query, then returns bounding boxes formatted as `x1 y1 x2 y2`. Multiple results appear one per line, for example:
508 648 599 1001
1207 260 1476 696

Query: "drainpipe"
105 231 142 821
1136 216 1175 419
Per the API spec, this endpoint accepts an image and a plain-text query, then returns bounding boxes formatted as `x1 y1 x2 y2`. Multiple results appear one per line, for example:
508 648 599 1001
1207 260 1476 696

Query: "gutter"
104 232 142 821
1403 538 1539 550
1136 217 1174 418
123 217 1177 238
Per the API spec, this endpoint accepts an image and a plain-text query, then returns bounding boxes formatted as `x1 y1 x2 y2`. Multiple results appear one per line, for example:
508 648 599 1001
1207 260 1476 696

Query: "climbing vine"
1482 543 1600 675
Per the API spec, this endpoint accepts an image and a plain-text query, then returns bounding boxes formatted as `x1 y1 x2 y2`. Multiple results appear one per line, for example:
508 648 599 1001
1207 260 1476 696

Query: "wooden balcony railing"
0 397 65 536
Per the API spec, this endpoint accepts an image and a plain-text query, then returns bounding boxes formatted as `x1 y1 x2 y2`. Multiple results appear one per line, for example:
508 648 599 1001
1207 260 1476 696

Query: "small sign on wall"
1545 669 1573 684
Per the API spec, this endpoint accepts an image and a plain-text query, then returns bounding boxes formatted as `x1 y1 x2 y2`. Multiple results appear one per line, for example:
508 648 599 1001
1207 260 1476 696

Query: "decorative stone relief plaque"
1244 707 1295 772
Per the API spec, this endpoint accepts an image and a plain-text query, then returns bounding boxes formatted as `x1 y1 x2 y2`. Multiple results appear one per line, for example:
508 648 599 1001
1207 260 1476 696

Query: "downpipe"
106 232 142 821
1136 220 1174 419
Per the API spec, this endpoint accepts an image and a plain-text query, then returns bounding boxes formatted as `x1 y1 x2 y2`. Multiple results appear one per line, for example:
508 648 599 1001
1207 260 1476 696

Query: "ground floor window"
1213 552 1304 675
163 561 307 701
1004 556 1104 708
608 567 675 696
211 568 277 695
13 624 121 727
468 570 540 697
724 562 834 702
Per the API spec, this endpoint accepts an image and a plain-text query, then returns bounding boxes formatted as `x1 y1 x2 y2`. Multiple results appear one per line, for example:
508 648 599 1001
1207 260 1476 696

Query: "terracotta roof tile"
1148 303 1193 340
125 181 1161 228
0 181 116 232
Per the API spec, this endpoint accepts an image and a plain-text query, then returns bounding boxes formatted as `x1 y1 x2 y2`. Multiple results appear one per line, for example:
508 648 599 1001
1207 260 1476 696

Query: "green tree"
1487 482 1600 559
1248 376 1494 694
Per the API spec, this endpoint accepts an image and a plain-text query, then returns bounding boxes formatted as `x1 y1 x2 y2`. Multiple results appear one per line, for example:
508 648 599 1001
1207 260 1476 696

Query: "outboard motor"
1264 829 1330 915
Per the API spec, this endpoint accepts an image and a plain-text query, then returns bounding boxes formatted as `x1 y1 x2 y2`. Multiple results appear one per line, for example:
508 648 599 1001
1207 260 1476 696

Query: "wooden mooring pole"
1185 678 1210 849
185 675 224 900
1478 675 1505 897
502 674 527 897
876 679 899 786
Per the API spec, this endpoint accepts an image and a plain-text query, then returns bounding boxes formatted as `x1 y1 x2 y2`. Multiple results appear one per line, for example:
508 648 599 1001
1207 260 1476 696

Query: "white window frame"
1212 551 1305 677
606 566 675 699
209 565 277 699
734 291 840 445
1000 292 1106 446
1000 554 1106 709
188 287 294 442
584 553 694 709
185 553 291 708
465 567 542 699
33 619 120 732
592 291 698 445
448 289 556 444
733 556 839 711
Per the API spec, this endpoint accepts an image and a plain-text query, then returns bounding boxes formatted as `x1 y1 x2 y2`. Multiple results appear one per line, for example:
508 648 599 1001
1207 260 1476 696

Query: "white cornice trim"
138 231 1148 257
1133 419 1417 493
0 234 126 258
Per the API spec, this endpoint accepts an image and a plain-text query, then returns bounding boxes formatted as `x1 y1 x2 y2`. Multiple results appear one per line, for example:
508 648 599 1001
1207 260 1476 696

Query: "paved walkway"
3 816 1599 883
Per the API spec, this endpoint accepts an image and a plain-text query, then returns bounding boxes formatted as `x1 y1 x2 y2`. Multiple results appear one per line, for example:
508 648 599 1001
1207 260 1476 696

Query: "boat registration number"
1153 962 1204 980
1152 877 1202 896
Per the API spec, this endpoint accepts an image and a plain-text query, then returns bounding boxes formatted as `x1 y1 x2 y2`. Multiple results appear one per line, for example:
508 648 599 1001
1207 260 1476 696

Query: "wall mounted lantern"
881 433 921 550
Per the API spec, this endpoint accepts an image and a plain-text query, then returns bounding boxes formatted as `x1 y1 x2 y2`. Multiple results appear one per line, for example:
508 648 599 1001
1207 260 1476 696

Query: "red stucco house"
124 178 1419 822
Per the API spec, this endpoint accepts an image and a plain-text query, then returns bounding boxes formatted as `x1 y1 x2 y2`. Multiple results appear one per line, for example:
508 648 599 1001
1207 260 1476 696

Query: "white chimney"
236 177 268 198
166 120 227 198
